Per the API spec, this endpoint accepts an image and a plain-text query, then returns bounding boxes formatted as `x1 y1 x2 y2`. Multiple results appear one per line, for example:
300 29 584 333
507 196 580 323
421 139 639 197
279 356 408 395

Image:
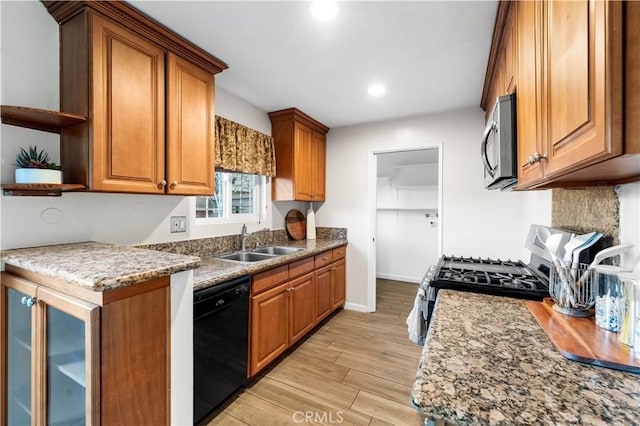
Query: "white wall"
376 173 439 282
0 1 302 250
317 108 553 310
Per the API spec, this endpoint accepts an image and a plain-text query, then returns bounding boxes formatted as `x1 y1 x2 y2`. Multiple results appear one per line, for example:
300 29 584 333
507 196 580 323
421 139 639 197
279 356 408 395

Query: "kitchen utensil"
549 263 595 317
285 209 306 240
563 232 597 264
537 229 566 267
577 243 634 288
537 229 575 305
569 232 602 278
588 244 634 269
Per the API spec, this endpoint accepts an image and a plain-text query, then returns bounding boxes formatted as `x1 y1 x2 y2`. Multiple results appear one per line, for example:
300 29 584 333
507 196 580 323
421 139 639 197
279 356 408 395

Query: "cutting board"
527 298 640 374
285 209 306 240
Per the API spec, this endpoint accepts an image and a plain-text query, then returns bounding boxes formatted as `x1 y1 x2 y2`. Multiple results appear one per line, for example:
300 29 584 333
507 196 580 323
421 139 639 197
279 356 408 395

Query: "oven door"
481 93 517 190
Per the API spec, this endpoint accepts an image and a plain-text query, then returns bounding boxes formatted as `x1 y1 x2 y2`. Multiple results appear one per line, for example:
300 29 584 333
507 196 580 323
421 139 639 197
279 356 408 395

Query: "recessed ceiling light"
310 0 339 21
368 83 386 97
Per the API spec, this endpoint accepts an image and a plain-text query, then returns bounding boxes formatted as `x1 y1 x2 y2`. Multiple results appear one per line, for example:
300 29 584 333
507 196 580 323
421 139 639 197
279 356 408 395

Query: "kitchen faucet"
241 223 248 251
241 224 271 251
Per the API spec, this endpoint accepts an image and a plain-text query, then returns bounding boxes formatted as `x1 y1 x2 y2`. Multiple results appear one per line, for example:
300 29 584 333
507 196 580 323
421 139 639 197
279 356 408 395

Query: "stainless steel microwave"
481 93 517 190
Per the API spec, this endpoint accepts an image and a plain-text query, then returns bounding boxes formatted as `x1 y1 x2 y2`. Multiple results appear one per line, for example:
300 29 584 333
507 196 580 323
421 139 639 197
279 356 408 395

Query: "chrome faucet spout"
241 224 248 251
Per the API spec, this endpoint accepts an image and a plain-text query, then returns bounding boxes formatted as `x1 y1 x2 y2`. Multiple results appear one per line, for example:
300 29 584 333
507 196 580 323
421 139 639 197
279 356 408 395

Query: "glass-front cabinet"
1 274 99 425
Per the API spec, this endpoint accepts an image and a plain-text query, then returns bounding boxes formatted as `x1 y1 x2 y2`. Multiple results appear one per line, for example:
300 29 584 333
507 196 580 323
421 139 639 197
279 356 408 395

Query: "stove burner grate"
431 255 549 299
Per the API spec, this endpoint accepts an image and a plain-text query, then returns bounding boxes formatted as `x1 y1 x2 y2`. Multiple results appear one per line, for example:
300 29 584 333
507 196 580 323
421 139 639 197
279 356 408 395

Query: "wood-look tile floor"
207 279 425 426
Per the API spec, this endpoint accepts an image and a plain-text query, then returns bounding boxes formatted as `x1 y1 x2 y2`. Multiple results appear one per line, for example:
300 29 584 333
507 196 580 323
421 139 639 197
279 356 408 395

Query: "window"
196 172 261 220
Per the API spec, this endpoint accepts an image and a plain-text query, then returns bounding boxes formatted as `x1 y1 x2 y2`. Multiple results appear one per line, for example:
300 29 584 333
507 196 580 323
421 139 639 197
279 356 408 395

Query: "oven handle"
481 121 497 178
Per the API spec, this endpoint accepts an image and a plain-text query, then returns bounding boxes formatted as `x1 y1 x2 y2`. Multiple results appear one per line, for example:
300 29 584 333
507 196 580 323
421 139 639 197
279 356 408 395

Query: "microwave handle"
481 121 497 178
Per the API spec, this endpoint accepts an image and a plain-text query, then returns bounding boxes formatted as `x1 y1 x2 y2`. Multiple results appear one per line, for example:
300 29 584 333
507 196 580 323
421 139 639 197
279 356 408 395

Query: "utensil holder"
549 263 595 317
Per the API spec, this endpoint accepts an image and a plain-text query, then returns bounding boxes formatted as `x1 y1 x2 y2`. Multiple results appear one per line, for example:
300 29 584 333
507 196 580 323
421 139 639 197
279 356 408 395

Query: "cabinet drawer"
332 246 346 260
314 251 333 268
252 264 289 294
289 256 314 279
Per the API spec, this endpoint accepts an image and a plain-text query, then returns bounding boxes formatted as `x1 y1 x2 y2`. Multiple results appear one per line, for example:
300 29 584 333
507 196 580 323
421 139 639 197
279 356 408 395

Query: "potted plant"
14 146 63 184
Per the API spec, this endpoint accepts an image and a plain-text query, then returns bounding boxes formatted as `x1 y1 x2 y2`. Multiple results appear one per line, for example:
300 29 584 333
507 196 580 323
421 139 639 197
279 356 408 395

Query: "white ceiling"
130 1 498 129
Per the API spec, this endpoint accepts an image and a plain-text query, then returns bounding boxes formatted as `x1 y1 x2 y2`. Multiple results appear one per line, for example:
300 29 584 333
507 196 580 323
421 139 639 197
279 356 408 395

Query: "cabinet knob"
157 180 167 189
527 152 548 165
331 267 336 272
21 296 37 308
169 181 178 190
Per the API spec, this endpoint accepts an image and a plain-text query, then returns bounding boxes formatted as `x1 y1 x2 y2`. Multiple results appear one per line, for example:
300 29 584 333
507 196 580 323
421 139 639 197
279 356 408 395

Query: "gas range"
412 225 609 341
429 255 549 300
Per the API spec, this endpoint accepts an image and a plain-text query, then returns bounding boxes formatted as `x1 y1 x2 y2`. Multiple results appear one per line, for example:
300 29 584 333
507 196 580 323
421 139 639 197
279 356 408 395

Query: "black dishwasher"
194 275 250 424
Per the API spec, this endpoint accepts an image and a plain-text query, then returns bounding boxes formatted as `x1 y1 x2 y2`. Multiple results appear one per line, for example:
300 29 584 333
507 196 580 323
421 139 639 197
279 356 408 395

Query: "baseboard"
376 273 420 284
344 302 371 313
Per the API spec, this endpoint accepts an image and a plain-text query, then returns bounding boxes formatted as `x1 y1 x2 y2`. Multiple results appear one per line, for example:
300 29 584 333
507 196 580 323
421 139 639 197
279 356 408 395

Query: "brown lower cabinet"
1 269 170 425
249 247 346 377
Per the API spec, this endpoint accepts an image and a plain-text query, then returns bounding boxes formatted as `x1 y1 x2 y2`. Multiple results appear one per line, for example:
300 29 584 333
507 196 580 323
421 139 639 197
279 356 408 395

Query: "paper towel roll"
307 204 316 240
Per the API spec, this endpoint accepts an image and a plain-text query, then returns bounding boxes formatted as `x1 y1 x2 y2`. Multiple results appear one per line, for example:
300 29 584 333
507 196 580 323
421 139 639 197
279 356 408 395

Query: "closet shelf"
377 207 438 211
1 105 86 134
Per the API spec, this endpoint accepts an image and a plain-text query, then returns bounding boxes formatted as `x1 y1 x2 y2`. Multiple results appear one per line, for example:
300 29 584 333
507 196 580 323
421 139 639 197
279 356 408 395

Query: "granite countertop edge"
1 242 200 292
1 239 348 293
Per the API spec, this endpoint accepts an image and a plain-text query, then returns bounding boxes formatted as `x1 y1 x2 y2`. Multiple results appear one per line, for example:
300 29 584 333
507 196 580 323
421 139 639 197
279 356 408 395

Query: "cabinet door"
250 283 289 377
166 53 216 195
293 122 314 201
331 259 346 310
289 273 316 345
542 0 623 177
311 131 326 201
516 0 546 187
1 275 37 426
503 7 517 95
91 14 166 193
36 287 99 426
1 274 99 426
314 265 333 323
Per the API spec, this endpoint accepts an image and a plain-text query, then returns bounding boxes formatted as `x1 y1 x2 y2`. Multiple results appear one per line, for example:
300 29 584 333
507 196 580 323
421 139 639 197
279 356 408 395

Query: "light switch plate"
170 216 187 233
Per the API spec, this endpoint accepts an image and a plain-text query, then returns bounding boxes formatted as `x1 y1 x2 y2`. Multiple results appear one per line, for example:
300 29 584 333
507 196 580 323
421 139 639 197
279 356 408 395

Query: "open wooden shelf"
1 105 86 134
2 184 86 197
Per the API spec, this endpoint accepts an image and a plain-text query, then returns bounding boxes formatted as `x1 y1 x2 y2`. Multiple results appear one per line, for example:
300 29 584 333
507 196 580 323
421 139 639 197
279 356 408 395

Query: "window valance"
215 116 276 177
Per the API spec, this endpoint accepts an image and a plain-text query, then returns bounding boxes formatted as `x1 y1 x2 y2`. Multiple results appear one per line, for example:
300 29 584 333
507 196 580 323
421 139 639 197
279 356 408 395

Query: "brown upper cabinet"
482 0 639 189
44 1 225 195
268 108 329 201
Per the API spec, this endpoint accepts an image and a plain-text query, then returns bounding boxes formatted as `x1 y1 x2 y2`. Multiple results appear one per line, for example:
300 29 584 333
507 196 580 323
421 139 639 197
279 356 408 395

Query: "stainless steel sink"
216 252 276 262
214 246 304 263
251 246 304 255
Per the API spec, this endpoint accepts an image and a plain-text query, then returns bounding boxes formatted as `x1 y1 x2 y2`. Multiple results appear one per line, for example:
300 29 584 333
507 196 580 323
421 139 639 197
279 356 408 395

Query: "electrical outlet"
170 216 187 233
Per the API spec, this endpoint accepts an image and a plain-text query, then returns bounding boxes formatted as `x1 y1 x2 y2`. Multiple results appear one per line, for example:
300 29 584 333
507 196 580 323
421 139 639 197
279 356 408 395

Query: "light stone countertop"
1 242 200 291
1 239 347 293
411 290 640 425
193 239 347 291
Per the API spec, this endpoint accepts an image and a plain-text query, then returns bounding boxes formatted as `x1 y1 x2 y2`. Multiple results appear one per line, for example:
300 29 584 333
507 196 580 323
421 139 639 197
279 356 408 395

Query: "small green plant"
14 146 62 170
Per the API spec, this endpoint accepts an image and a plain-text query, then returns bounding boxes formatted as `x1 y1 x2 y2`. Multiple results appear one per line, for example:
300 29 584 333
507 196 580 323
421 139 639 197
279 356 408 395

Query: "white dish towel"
406 287 428 346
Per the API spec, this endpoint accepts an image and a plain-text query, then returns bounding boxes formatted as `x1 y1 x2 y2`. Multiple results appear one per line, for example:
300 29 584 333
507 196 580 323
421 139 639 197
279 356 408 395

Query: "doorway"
367 147 443 312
